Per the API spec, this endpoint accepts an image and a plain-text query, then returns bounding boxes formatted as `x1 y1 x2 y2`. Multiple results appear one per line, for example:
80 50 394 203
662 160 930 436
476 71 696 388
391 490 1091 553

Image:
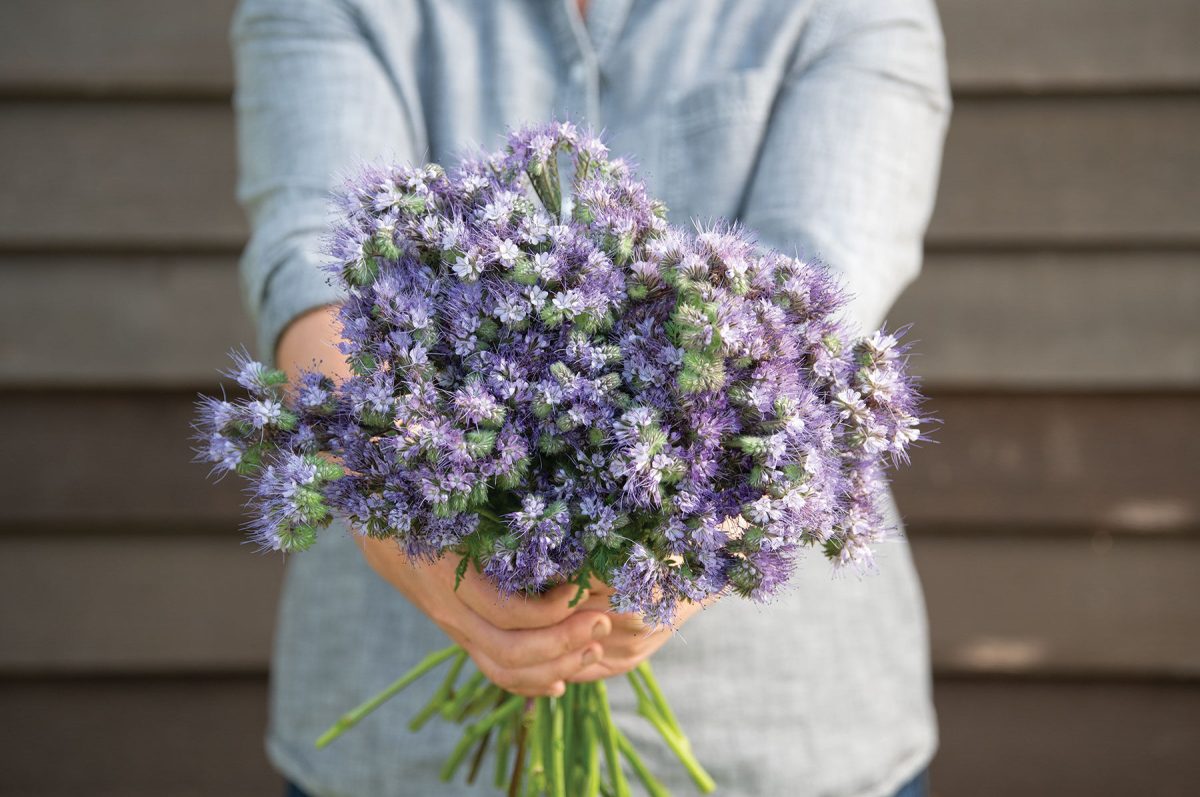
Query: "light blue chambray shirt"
232 1 950 795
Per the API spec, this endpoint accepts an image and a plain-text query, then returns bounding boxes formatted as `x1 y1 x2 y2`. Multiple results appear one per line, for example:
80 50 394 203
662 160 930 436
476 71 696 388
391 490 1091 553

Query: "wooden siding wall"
1 1 1198 794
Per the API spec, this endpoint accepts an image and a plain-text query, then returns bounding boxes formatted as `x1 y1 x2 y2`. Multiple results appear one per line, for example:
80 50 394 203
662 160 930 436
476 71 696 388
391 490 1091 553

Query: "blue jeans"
287 768 929 797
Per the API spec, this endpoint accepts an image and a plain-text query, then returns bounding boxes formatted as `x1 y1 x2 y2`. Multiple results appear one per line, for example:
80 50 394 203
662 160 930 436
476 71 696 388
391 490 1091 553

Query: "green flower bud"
314 459 345 482
398 193 427 216
476 318 499 342
465 429 497 458
540 303 565 328
509 257 539 285
538 432 568 455
371 230 402 261
550 361 575 385
280 523 318 553
496 458 529 490
727 558 763 598
343 256 379 288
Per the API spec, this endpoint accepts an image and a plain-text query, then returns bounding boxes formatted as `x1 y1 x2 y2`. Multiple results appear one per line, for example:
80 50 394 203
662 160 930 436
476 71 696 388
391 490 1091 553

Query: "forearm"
275 305 351 384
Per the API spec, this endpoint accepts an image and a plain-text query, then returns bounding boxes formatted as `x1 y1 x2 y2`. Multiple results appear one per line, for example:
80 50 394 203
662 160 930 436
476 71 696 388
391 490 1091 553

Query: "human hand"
356 534 612 697
566 583 712 682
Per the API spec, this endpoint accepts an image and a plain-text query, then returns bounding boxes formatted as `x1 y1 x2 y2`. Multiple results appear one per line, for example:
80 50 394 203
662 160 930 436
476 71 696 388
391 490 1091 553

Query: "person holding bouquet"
230 0 950 794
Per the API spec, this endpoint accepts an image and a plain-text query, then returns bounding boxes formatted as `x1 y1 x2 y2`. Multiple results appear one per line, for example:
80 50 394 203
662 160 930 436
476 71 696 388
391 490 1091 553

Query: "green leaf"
454 555 470 591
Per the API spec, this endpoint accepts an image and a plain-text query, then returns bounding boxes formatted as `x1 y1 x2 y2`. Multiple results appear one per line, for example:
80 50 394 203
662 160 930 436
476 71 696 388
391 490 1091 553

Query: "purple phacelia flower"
195 121 928 627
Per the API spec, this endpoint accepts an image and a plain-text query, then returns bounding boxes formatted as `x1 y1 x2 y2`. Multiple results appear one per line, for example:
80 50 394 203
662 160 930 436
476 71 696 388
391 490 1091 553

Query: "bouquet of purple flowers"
197 122 924 795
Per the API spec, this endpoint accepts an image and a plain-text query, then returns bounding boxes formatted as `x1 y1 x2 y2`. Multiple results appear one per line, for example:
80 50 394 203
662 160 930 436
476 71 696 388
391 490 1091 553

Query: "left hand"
566 583 714 682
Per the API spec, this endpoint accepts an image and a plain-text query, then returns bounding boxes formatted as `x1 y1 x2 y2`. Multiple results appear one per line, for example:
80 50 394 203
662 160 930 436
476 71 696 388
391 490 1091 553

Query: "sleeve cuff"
252 251 346 368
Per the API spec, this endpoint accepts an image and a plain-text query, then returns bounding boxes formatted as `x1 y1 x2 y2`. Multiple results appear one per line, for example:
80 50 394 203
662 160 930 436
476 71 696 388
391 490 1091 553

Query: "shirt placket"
553 0 632 127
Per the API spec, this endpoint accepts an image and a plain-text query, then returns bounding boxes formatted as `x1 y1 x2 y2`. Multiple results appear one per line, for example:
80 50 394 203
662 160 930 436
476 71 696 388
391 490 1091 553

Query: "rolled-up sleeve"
740 0 951 333
231 0 425 362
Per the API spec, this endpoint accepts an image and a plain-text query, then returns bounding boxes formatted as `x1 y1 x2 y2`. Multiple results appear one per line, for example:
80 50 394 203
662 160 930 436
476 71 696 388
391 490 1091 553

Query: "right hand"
356 534 612 697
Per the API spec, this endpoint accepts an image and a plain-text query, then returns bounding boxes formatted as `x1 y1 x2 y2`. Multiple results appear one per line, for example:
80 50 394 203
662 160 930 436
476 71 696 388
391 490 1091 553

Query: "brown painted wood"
932 679 1200 797
911 535 1200 678
3 533 1198 675
0 255 255 389
4 251 1198 390
2 99 1199 249
0 0 237 97
2 392 1197 534
891 393 1200 534
0 676 280 797
929 96 1200 245
938 0 1200 93
2 1 1198 97
0 392 246 528
0 536 282 673
0 103 244 249
891 251 1200 389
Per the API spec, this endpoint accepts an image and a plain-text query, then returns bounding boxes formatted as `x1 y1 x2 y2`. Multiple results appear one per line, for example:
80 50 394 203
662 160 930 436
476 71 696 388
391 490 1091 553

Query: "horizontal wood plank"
0 104 244 249
932 679 1200 797
0 255 256 389
1 1 1198 96
890 251 1200 389
913 535 1200 677
3 251 1199 390
2 99 1199 250
891 393 1200 533
0 0 237 97
929 96 1200 245
0 676 280 797
938 0 1200 92
0 536 282 673
2 392 1196 535
3 533 1198 675
0 392 247 529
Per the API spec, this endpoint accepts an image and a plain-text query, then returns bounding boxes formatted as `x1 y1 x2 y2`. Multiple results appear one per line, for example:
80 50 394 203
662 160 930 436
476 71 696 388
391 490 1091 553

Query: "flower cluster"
196 122 925 625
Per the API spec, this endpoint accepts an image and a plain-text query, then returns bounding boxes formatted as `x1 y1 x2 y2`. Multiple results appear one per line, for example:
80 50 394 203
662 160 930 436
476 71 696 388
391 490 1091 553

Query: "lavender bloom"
195 121 927 625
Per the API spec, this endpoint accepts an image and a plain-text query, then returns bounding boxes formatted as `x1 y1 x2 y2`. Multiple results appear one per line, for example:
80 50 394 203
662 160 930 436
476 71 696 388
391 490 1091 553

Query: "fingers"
455 567 587 630
470 640 604 697
468 608 611 669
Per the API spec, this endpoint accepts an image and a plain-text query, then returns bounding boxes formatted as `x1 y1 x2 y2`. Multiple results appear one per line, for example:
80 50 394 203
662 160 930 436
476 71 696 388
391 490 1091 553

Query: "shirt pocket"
660 69 780 223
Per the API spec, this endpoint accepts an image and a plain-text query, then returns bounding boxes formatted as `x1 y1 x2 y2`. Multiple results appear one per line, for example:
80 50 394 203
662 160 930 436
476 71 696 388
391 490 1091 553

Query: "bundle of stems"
316 645 716 796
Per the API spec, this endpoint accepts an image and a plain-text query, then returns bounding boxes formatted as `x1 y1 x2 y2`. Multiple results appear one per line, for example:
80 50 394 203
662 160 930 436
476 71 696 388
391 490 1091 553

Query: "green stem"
638 702 717 793
440 694 524 782
315 644 459 748
409 650 468 731
615 728 670 797
593 681 630 797
494 712 513 791
562 684 576 793
442 670 487 720
467 699 501 786
635 662 684 738
507 706 531 797
583 706 601 797
527 700 544 797
551 696 567 797
459 684 503 722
